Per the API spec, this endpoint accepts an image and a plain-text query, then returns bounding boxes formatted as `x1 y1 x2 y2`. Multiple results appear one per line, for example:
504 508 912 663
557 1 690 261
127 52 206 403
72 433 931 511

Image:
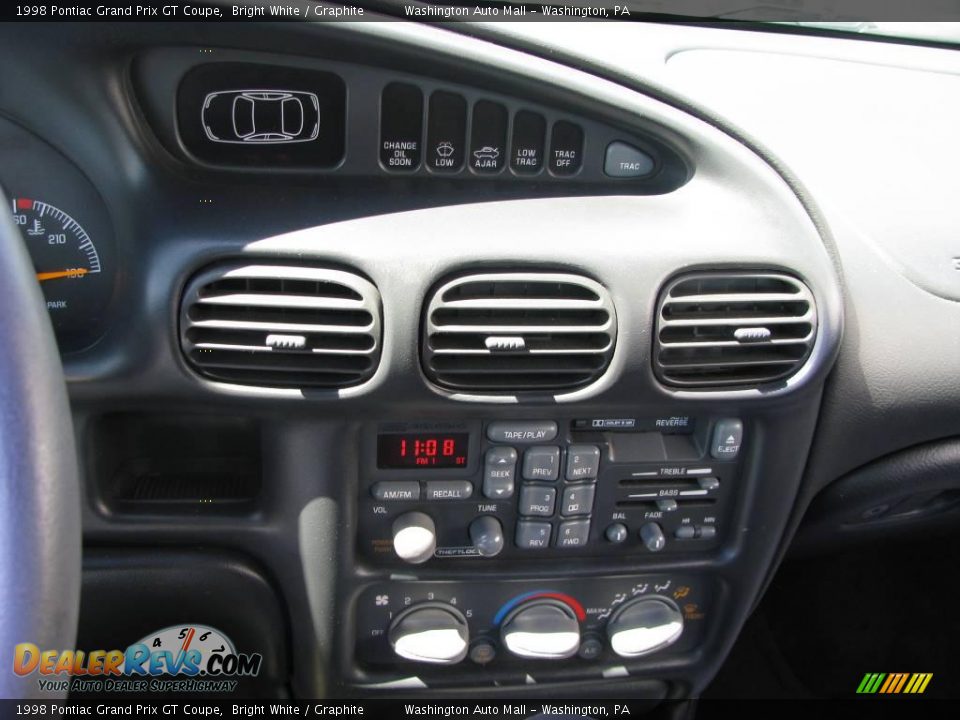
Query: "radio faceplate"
357 416 743 566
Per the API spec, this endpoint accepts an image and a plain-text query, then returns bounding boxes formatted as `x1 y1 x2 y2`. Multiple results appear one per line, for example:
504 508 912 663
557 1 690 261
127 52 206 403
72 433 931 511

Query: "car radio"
356 416 744 566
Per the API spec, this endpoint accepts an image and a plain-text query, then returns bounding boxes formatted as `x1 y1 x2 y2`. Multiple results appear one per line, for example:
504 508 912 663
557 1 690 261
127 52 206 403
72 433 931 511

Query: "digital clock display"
377 432 470 469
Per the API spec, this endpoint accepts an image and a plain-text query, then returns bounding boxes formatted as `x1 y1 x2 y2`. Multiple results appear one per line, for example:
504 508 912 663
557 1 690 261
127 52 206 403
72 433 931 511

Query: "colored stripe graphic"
857 672 932 694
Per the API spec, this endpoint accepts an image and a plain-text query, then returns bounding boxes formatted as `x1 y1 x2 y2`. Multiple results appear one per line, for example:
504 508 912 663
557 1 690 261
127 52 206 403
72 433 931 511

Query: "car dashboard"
1 15 958 703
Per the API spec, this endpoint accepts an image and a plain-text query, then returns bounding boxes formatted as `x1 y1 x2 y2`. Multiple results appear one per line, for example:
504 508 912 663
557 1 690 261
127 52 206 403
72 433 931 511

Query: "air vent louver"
655 272 817 388
180 263 381 389
423 273 617 392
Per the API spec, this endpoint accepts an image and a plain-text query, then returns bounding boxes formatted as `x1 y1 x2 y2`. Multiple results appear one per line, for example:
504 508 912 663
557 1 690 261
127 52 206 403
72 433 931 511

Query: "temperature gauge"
2 115 117 353
11 197 112 352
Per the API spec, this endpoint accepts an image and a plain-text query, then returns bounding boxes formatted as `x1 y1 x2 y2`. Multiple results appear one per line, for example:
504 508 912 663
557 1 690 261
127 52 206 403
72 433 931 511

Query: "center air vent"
180 263 381 389
655 271 817 389
422 273 617 392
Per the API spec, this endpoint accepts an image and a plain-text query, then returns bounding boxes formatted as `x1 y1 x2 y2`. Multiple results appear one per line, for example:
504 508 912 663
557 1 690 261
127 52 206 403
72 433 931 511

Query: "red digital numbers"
378 432 469 469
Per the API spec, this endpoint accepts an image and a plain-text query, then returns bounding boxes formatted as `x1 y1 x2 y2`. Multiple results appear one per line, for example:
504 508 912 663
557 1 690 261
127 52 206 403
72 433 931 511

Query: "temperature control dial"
606 596 683 658
388 602 469 664
501 599 581 659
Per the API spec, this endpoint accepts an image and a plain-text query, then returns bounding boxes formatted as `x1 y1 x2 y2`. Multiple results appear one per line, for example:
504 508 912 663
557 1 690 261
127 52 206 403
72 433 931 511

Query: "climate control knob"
388 602 469 664
606 597 684 658
501 600 581 659
392 511 436 565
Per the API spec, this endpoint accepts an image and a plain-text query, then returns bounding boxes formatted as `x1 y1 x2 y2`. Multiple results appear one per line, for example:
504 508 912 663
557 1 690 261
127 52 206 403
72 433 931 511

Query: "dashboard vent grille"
655 271 817 388
423 273 617 392
180 263 381 389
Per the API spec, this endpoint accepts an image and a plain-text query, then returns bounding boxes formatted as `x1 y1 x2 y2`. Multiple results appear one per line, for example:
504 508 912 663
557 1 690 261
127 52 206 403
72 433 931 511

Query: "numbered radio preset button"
522 446 560 481
556 520 591 548
561 484 595 517
515 520 552 549
519 485 557 517
565 445 600 480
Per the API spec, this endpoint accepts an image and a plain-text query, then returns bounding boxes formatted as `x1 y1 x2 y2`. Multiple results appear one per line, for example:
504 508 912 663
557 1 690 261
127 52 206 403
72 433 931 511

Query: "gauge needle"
36 268 88 282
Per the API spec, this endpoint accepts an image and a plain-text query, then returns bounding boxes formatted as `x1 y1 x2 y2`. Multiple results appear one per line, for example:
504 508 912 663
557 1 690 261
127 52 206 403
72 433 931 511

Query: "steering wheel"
0 191 81 699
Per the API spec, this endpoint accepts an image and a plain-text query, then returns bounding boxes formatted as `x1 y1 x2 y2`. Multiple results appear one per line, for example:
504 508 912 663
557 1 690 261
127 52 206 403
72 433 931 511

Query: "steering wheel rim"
0 190 81 699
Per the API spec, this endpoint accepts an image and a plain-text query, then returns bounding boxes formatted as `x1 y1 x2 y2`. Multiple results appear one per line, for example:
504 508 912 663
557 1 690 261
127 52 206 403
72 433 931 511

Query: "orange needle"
36 268 88 282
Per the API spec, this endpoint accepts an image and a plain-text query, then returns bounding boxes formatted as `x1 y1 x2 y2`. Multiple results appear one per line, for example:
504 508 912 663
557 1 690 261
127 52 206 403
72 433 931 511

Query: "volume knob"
392 511 436 565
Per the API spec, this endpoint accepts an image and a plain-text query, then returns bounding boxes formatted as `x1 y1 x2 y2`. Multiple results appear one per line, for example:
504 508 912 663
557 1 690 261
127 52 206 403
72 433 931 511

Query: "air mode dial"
606 596 683 658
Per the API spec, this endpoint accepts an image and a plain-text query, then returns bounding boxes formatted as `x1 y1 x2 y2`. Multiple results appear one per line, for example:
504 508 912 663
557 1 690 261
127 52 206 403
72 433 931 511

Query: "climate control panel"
358 417 743 565
354 575 710 674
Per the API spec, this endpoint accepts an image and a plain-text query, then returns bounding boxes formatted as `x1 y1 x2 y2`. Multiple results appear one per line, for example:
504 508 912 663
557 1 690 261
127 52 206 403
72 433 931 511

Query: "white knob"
392 512 436 565
501 600 580 659
607 597 683 658
388 603 469 664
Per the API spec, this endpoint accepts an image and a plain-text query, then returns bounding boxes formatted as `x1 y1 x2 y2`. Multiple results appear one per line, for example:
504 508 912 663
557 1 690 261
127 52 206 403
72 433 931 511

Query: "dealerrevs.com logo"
13 624 262 693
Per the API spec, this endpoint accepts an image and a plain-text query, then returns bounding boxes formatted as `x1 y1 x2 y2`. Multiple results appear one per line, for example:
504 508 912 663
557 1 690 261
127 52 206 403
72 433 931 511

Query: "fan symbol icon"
436 141 455 158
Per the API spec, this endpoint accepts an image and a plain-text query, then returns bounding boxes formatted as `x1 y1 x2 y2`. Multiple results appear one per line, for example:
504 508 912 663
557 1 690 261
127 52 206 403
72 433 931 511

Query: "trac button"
604 141 655 178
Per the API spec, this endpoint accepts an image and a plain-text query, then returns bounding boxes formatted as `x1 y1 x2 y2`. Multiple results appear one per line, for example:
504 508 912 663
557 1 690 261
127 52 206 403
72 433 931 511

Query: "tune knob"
392 511 436 564
606 597 684 658
469 515 504 557
500 600 581 659
388 602 469 664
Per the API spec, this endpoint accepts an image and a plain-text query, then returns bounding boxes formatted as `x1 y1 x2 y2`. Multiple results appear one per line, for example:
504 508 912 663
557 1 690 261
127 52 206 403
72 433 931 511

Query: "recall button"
424 480 474 501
